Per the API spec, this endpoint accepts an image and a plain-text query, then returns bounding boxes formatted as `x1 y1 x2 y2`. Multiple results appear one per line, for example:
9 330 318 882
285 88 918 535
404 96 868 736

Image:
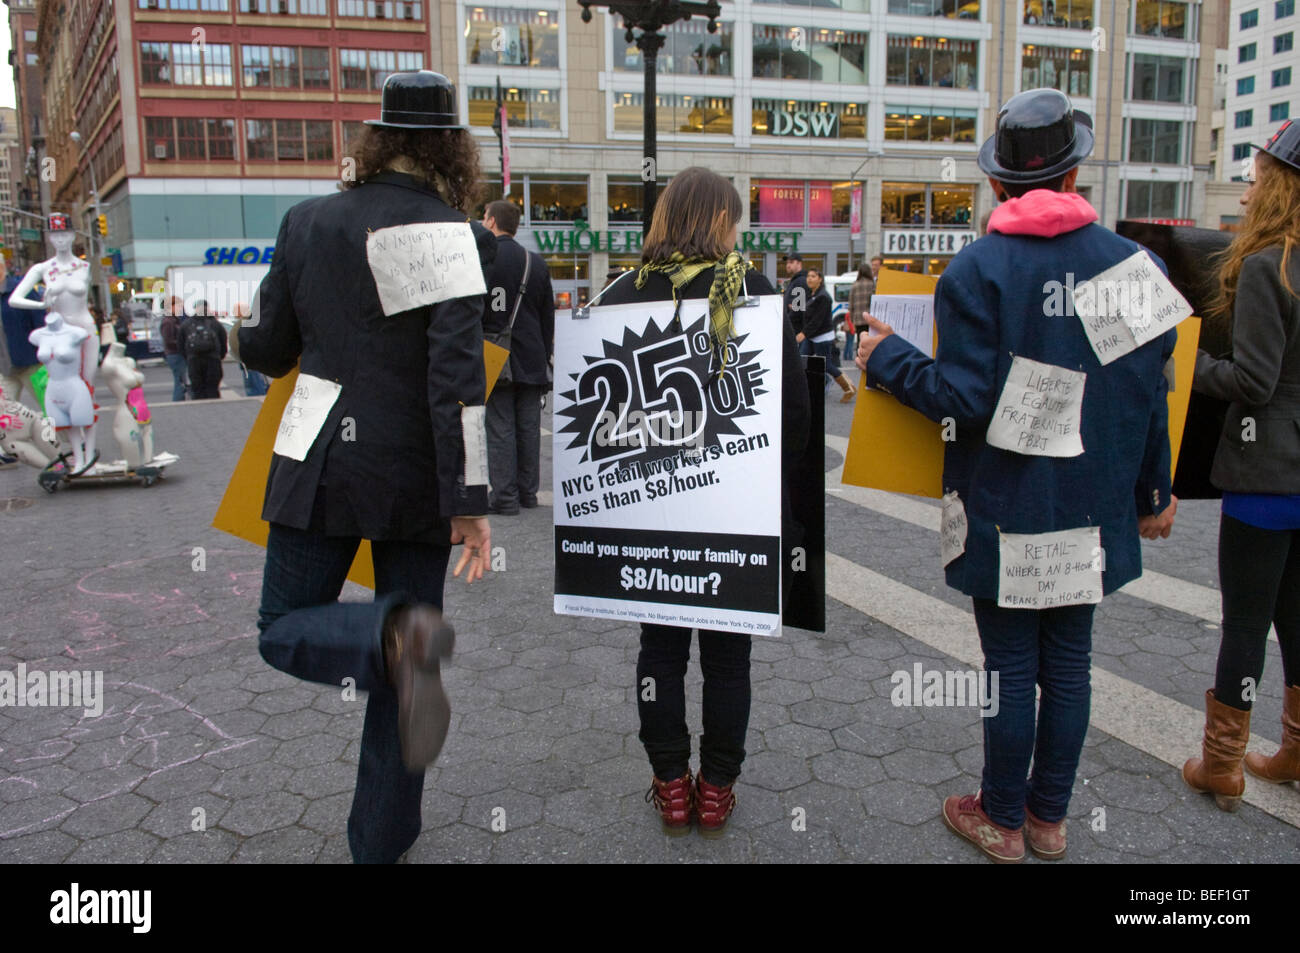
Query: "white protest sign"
998 526 1103 609
1072 250 1192 364
940 491 967 567
365 221 486 317
273 372 342 462
461 405 488 487
869 294 935 358
986 356 1086 457
552 296 785 636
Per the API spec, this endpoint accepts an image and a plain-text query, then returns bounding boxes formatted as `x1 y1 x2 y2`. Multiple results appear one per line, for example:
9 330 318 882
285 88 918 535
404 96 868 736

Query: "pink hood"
987 190 1098 238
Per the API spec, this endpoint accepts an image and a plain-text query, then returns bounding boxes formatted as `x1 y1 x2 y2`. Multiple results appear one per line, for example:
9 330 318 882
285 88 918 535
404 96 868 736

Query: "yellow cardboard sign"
212 340 510 589
841 270 1201 498
842 269 944 498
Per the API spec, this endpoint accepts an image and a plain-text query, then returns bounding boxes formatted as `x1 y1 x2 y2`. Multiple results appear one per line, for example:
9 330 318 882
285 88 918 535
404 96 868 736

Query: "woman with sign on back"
1182 120 1300 809
599 167 810 837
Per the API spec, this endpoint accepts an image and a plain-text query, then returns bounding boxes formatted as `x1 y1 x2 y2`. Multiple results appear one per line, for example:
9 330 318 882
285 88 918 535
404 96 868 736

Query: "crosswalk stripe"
825 551 1300 829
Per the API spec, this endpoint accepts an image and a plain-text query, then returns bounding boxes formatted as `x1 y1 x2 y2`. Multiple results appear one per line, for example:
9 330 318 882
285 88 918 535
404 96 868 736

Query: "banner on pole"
552 296 785 636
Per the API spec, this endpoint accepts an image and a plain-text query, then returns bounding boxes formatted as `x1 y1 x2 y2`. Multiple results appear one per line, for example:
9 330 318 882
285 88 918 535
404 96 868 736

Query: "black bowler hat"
978 88 1094 184
1254 119 1300 173
366 70 462 130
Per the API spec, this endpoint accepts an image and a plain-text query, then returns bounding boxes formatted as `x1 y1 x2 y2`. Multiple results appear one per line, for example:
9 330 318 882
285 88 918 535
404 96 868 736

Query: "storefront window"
1129 54 1188 103
882 183 974 226
1127 119 1184 164
469 86 562 130
529 178 588 222
614 18 732 75
883 107 977 143
756 0 868 11
465 6 560 68
752 100 866 139
613 93 733 136
885 35 978 89
1133 0 1187 38
749 180 853 227
608 176 670 223
1125 180 1182 219
1021 45 1092 97
752 26 868 84
1024 0 1093 28
471 178 525 221
886 0 980 16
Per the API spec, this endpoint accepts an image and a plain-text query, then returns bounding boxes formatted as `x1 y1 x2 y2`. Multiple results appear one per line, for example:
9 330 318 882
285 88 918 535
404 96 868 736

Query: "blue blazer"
865 222 1176 600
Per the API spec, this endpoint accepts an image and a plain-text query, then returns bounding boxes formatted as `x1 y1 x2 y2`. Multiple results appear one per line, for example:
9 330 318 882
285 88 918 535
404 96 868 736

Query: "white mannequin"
0 391 60 468
29 312 96 474
100 341 154 467
9 219 100 465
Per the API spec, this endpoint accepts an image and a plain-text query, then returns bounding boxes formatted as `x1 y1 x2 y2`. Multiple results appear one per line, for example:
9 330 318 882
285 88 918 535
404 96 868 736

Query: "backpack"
187 318 219 357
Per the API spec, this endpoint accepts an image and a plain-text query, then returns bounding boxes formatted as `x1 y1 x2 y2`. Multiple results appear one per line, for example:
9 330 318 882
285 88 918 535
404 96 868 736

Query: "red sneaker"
694 775 737 839
646 772 693 836
1025 806 1067 860
941 792 1024 864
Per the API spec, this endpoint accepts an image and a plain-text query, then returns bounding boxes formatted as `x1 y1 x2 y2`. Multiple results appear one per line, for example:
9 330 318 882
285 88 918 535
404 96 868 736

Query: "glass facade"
752 25 868 84
614 18 732 75
1021 45 1092 97
465 6 560 68
885 35 978 88
749 180 854 227
1024 0 1093 28
881 183 974 226
1133 0 1188 38
1130 54 1188 103
613 93 733 136
883 106 977 143
1125 180 1182 219
1127 119 1184 164
469 86 562 130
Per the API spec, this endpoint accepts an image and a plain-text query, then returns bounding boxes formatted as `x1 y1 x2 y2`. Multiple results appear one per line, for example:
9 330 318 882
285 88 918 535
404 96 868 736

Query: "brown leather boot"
835 374 856 403
1182 689 1251 812
1245 684 1300 785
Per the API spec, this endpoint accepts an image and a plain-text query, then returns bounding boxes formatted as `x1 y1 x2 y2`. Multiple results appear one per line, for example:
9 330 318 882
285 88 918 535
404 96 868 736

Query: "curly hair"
1209 151 1300 328
341 125 482 213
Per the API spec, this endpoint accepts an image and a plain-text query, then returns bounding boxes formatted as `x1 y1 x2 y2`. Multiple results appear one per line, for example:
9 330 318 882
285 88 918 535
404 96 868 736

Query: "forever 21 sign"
883 230 978 255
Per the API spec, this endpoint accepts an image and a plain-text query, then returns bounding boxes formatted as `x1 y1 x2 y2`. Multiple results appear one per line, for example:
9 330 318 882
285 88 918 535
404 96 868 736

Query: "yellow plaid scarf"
634 251 750 371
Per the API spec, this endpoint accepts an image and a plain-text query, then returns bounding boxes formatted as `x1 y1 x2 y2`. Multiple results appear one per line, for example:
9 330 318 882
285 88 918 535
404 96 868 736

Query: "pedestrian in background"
797 267 854 401
599 166 811 838
227 303 269 397
844 260 875 369
0 256 42 407
180 298 226 399
238 70 494 864
781 252 807 332
480 198 555 515
858 89 1177 863
1183 120 1300 808
161 296 188 401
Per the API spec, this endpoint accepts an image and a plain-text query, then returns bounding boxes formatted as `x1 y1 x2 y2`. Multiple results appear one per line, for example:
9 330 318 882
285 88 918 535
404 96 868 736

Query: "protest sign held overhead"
552 297 784 636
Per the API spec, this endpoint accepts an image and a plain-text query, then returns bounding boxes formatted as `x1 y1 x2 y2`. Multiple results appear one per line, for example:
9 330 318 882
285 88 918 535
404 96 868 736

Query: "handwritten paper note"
1073 250 1192 364
461 405 488 487
986 356 1086 457
940 491 967 567
272 372 342 462
869 294 935 358
998 526 1102 609
366 222 487 317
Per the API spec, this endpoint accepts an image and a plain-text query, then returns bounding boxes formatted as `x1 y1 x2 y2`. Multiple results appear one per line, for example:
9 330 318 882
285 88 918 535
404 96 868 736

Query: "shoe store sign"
883 230 978 255
533 221 802 255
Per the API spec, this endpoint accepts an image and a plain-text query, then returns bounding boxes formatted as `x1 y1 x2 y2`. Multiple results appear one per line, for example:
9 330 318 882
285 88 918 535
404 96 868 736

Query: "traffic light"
96 214 108 237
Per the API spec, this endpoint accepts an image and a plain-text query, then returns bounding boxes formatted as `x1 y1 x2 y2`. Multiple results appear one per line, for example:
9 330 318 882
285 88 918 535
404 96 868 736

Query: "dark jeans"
800 337 837 385
187 356 222 399
256 522 451 863
241 365 269 397
971 598 1096 829
1214 515 1300 710
164 352 188 401
486 381 544 508
636 624 752 786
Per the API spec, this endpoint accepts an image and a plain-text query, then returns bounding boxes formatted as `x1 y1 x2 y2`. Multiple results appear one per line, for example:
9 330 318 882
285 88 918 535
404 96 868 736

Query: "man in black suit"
481 199 555 514
238 71 494 864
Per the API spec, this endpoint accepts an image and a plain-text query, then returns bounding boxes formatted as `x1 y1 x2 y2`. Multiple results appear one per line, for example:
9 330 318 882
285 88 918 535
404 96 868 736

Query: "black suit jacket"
239 171 495 542
483 234 555 386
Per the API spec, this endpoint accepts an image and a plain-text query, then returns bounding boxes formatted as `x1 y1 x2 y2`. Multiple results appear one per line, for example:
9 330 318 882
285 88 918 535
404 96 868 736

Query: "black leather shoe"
519 496 539 509
488 500 520 515
383 605 455 771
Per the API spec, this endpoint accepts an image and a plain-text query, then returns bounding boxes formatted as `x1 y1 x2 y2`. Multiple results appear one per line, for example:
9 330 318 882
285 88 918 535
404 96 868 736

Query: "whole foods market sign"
883 230 977 255
533 222 803 254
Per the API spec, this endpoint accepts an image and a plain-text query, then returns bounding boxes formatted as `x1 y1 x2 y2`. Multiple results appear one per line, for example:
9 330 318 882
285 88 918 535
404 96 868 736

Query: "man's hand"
1138 496 1178 540
854 313 894 371
795 332 805 343
450 516 492 582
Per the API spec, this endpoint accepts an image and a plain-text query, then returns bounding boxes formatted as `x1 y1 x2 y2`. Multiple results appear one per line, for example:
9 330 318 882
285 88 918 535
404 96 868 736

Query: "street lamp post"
68 130 114 315
578 0 721 235
846 150 884 272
